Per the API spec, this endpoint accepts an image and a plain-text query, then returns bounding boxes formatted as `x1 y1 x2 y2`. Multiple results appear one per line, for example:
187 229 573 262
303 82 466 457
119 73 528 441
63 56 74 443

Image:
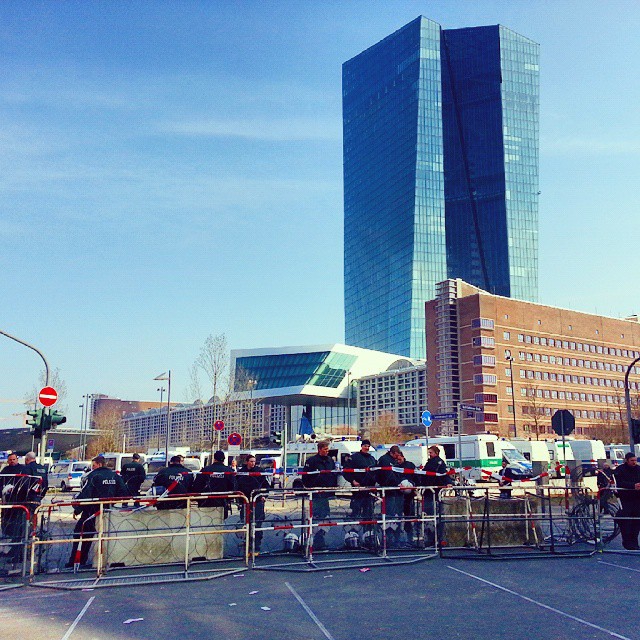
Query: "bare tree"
86 406 127 458
522 383 546 440
365 412 403 445
197 333 228 403
23 367 68 412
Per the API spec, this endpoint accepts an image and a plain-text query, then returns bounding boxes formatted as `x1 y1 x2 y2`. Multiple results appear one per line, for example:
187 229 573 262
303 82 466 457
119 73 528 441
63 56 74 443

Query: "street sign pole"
457 404 463 477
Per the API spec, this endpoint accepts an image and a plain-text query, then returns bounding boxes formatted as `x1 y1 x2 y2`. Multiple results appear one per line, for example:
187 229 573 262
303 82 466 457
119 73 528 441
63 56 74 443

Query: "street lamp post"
346 371 352 437
506 356 517 437
156 386 165 451
248 379 256 449
78 403 84 457
154 372 172 465
624 356 640 454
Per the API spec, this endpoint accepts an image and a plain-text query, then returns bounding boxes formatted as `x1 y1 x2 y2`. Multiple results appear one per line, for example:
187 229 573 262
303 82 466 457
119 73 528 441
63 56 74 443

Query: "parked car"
48 460 91 492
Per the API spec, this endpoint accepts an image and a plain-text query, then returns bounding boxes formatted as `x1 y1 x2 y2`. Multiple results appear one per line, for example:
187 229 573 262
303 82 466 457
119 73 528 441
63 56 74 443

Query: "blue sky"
1 0 639 429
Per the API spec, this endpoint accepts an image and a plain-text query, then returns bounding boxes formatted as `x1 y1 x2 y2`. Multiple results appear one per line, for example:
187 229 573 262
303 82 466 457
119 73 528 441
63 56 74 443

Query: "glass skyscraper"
343 17 539 359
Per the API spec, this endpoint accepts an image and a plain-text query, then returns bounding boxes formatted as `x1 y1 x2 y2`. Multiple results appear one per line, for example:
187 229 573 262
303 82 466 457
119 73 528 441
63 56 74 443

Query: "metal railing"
250 486 439 572
30 491 250 589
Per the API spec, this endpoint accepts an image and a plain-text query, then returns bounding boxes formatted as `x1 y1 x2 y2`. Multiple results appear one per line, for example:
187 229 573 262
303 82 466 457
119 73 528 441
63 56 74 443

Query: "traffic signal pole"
624 355 640 454
0 329 51 462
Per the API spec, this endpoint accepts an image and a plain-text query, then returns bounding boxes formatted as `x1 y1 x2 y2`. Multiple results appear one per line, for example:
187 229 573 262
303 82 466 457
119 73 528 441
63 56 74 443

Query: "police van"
405 434 532 482
103 452 147 473
280 437 367 490
568 439 606 476
48 460 91 492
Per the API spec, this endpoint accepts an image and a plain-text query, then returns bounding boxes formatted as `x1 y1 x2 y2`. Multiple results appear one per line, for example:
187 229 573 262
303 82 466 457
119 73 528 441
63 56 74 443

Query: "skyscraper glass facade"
343 18 539 359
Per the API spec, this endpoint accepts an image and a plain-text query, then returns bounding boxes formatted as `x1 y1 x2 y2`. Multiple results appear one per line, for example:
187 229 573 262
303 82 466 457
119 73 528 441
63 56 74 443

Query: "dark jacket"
302 453 337 489
344 450 377 488
236 464 270 500
193 462 235 508
376 452 400 487
0 463 27 503
614 462 640 505
121 461 146 494
23 460 49 500
422 455 450 488
152 463 193 509
75 466 130 515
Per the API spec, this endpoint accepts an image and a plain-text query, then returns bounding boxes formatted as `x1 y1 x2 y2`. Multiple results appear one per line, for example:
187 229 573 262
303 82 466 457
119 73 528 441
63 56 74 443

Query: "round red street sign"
227 432 242 446
214 420 225 432
38 386 58 407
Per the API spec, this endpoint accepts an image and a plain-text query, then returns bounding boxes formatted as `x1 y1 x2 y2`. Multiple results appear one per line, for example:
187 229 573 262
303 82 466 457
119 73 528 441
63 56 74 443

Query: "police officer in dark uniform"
1 453 27 564
302 441 337 551
121 453 146 497
22 451 48 506
374 445 405 546
614 452 640 550
345 439 377 520
421 445 450 545
152 455 194 510
236 454 270 551
193 451 236 516
66 455 129 568
396 452 417 545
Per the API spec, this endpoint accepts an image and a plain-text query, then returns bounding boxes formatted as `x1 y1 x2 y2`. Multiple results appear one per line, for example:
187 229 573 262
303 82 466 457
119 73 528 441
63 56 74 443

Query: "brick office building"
425 279 640 439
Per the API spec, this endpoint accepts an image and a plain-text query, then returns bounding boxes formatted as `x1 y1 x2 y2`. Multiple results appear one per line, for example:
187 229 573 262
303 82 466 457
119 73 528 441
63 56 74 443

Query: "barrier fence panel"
250 487 438 572
0 504 31 581
30 492 250 589
438 485 598 559
598 486 640 554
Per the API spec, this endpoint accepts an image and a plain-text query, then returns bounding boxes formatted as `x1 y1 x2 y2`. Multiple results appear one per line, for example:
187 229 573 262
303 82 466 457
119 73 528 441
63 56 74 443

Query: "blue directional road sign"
432 413 457 420
421 411 432 427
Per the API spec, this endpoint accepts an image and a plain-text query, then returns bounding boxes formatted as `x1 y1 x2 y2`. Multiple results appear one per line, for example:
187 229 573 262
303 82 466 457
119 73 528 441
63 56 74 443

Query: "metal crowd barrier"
437 485 598 559
0 503 31 584
249 486 439 572
29 492 250 589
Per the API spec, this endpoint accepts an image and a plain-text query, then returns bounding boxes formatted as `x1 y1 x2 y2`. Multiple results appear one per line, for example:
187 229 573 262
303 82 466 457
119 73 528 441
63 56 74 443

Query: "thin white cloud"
158 117 342 142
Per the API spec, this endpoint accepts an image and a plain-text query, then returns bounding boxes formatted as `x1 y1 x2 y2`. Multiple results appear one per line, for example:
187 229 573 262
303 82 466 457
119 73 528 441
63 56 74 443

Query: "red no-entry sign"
38 386 58 407
227 432 242 446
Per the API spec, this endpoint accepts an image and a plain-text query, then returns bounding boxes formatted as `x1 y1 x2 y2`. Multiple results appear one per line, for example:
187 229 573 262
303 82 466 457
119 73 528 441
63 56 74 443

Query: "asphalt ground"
2 551 640 640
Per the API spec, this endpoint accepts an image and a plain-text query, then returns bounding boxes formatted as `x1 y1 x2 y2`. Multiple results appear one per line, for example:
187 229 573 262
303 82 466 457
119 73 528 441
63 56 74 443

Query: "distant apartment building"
89 395 170 428
120 400 285 451
425 279 640 439
357 364 427 436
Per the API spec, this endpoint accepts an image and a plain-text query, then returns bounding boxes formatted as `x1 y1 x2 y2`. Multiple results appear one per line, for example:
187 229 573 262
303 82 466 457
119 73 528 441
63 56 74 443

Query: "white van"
605 444 627 468
568 440 606 476
281 438 367 490
405 434 532 482
546 440 575 465
48 460 91 492
103 452 147 473
510 439 551 467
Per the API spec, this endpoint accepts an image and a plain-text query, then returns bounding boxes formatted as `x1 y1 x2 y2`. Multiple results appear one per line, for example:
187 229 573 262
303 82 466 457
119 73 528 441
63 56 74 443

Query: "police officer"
614 452 640 550
66 455 129 568
345 439 377 520
1 452 27 564
152 455 194 510
121 453 146 497
302 441 337 551
396 451 417 545
421 445 450 546
193 451 236 516
22 451 48 506
375 445 405 546
236 454 270 552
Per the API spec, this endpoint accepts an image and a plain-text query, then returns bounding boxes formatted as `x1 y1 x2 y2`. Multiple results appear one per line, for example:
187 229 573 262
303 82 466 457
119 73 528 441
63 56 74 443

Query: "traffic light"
271 429 282 445
631 418 640 445
48 411 67 430
26 409 44 438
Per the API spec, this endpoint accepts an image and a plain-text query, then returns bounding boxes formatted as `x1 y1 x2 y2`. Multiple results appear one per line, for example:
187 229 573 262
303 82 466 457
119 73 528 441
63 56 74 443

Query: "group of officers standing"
300 439 450 549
